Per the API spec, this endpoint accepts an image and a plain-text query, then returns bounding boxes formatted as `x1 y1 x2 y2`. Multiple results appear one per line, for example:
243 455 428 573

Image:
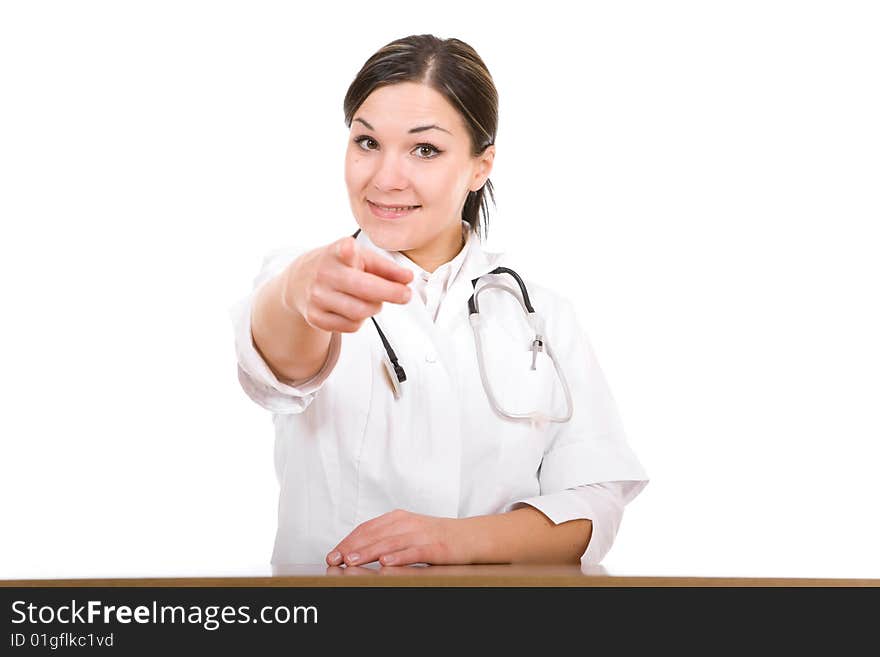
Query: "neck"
401 224 466 273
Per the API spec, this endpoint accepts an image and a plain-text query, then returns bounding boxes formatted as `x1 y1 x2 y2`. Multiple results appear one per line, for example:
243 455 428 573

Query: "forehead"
353 82 464 135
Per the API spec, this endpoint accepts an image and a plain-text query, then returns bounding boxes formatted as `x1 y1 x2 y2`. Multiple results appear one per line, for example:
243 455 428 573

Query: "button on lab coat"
230 223 649 566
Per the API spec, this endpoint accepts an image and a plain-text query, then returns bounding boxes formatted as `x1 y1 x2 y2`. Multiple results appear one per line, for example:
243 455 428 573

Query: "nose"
371 152 410 193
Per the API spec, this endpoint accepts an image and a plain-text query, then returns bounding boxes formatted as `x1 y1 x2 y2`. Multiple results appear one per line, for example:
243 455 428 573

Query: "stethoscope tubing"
349 228 574 423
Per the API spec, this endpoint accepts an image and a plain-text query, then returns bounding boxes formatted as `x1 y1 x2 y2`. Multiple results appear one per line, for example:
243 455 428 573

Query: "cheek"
344 157 366 191
416 169 463 204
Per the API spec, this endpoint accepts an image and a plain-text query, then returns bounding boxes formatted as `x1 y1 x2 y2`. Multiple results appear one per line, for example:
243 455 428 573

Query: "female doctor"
232 34 648 569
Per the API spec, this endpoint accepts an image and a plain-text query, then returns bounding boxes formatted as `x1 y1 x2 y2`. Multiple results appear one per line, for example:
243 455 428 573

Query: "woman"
231 34 648 569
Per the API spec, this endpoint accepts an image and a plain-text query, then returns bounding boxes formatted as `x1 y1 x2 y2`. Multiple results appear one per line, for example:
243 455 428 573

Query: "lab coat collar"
356 222 506 332
354 221 505 296
384 221 472 293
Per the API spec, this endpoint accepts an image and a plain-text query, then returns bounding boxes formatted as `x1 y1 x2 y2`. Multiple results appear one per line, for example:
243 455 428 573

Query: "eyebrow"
353 117 452 136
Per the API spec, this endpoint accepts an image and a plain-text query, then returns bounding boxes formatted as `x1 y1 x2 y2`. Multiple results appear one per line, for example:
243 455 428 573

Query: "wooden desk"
2 564 879 587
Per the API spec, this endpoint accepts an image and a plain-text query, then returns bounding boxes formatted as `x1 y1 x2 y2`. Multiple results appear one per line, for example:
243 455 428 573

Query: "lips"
369 200 421 210
367 200 421 220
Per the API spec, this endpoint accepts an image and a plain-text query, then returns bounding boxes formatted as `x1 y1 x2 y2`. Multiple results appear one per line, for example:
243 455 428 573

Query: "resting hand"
325 509 473 567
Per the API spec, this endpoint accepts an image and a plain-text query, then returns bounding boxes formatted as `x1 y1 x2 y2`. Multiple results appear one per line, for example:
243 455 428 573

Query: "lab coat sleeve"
229 247 341 414
502 481 641 565
536 297 649 494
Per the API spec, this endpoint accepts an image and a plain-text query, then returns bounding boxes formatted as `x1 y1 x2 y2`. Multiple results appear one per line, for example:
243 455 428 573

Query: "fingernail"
382 555 396 566
328 551 341 565
347 553 360 565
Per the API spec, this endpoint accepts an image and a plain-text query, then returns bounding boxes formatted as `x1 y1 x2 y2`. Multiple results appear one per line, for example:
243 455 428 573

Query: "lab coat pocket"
479 328 562 457
481 326 555 410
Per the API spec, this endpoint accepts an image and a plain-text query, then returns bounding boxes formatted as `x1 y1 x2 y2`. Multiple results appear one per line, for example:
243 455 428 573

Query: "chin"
362 219 416 252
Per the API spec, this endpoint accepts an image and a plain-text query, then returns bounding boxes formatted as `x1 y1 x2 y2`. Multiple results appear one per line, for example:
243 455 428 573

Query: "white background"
1 1 878 580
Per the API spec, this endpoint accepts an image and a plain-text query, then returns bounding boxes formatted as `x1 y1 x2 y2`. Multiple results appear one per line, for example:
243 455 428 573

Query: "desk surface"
3 564 879 587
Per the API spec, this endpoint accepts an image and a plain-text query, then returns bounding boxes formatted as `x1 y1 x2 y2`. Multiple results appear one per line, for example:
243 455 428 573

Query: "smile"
368 201 421 219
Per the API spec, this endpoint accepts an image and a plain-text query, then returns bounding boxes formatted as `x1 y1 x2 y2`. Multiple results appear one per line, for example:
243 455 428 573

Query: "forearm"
250 254 332 383
461 507 592 564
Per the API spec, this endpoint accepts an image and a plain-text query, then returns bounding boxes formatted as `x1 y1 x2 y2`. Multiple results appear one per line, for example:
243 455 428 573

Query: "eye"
353 135 378 151
352 135 443 160
414 143 442 159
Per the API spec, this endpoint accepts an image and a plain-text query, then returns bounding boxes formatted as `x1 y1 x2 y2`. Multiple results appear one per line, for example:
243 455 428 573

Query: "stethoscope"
351 228 573 425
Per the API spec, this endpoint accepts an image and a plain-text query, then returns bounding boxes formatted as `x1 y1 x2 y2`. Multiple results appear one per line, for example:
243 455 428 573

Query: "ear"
470 144 496 192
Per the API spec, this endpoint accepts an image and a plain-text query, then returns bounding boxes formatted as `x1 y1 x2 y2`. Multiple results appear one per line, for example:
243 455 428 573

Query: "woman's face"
345 81 494 269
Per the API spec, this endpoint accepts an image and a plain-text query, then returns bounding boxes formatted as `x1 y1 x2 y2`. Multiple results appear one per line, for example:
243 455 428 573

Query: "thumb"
335 236 364 271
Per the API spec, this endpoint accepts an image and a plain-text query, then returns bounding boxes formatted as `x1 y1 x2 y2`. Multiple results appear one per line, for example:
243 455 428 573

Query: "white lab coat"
230 224 649 566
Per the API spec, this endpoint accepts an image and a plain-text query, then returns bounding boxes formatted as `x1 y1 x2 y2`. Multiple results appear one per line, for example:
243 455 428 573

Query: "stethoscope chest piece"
382 354 403 400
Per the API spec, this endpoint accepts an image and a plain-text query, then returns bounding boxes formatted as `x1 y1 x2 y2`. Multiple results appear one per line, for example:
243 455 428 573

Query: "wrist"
279 253 312 318
455 515 507 564
279 265 299 316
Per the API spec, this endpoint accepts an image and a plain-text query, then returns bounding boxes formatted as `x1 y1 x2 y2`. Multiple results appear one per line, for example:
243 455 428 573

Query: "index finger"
341 266 413 305
359 248 414 285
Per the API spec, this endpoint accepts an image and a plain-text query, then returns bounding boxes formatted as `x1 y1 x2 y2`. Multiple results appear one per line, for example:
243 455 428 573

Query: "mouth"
367 200 421 219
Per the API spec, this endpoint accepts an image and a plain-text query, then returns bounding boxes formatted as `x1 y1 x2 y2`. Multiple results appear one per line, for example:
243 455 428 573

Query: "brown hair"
343 34 498 239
